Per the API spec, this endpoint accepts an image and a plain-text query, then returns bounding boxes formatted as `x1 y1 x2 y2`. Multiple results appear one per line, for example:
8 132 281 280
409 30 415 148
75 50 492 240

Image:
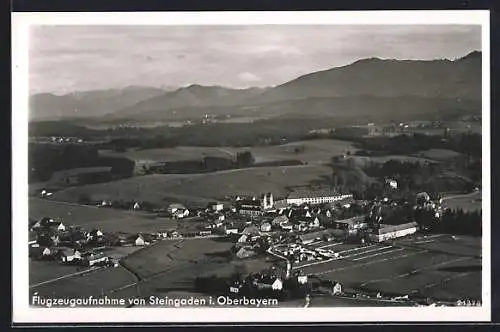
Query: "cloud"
29 25 481 93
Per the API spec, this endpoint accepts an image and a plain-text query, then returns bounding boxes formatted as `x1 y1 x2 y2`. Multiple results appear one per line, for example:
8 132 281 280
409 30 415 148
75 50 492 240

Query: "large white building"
286 190 353 206
368 222 418 242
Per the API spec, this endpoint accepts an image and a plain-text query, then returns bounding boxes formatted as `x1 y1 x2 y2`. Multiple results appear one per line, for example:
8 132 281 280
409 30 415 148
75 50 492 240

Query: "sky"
29 25 481 94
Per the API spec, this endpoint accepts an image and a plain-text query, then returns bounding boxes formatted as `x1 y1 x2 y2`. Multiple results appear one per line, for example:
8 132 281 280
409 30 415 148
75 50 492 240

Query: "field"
442 191 482 212
291 234 481 303
29 259 87 286
29 198 178 233
50 164 334 205
100 139 357 165
30 265 137 300
416 149 462 161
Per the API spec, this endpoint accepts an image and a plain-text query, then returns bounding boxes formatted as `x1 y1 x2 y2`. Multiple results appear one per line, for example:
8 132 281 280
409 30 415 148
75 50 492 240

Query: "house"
280 222 294 231
135 235 146 246
260 222 272 232
297 275 308 285
86 253 109 267
225 227 239 235
242 225 260 235
236 247 256 259
133 202 141 210
57 222 66 232
298 230 332 244
272 215 289 226
316 280 343 295
369 222 418 242
286 190 353 206
42 247 52 257
236 193 274 216
87 228 104 240
386 178 398 189
50 235 60 247
167 203 186 214
209 202 224 212
255 277 283 291
58 248 82 263
237 234 248 243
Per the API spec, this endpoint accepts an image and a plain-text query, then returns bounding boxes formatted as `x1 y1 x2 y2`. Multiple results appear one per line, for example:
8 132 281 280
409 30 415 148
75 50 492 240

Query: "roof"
299 230 331 241
237 199 262 208
168 203 186 210
375 222 418 235
287 190 348 199
334 215 367 226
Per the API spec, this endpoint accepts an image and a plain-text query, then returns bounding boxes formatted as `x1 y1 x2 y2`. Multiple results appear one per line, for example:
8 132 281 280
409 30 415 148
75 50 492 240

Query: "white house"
256 277 283 291
272 215 289 226
237 234 248 243
57 222 66 232
297 275 308 285
133 202 141 210
260 222 272 232
369 222 418 242
210 202 224 212
135 235 146 246
386 178 398 189
225 228 239 235
42 247 52 257
87 253 109 267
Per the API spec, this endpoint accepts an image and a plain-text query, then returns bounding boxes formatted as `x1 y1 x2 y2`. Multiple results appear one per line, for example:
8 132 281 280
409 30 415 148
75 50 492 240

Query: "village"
29 176 459 306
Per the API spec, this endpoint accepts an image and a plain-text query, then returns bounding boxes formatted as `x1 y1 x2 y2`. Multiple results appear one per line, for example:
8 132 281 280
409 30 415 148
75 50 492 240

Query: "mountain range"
29 51 481 122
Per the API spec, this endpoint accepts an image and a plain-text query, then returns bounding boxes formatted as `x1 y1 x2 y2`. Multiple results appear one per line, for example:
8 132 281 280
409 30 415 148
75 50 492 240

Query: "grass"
122 238 234 279
296 234 481 303
30 265 137 299
50 164 334 205
29 197 178 233
416 149 462 161
29 259 85 286
99 139 357 165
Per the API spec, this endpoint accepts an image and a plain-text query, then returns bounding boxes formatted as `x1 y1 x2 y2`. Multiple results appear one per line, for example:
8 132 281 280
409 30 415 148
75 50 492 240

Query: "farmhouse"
369 222 418 242
135 235 147 246
286 190 353 206
255 277 283 291
236 247 256 259
272 215 289 226
86 252 109 267
57 222 66 232
260 222 272 232
58 248 82 263
208 202 224 212
298 230 333 244
315 280 343 295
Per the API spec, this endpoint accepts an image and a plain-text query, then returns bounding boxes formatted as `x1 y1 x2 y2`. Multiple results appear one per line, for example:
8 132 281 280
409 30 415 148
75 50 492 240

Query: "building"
298 230 333 244
242 225 260 235
369 222 418 242
208 202 224 212
86 253 109 267
286 190 353 206
58 248 82 263
255 277 283 291
57 222 66 232
236 247 256 259
316 280 343 295
386 178 398 190
237 234 248 243
272 215 289 226
225 227 239 235
260 222 272 232
135 235 146 246
236 193 274 216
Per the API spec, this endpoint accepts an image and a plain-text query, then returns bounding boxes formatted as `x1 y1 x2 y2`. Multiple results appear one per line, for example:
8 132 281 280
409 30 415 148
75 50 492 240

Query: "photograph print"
12 11 490 323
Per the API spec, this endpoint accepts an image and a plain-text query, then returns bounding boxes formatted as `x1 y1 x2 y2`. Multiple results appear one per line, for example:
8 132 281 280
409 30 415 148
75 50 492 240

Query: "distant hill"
109 85 269 119
107 51 481 121
29 86 169 120
249 51 481 104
